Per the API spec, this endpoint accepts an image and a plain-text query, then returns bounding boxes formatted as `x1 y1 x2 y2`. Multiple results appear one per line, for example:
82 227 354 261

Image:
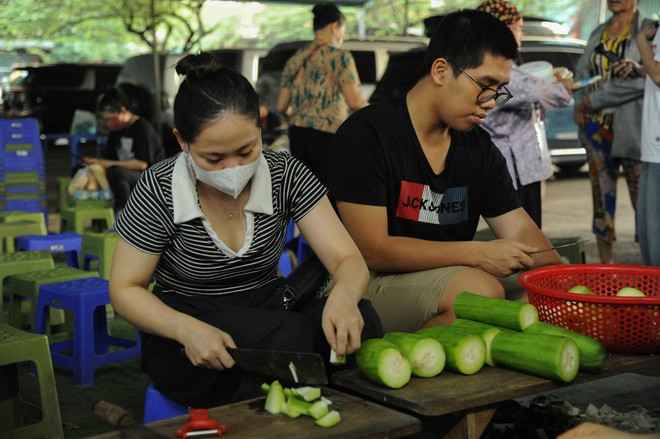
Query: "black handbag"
280 253 332 311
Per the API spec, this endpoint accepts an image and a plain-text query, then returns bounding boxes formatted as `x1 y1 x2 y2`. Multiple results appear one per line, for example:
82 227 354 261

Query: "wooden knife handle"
93 400 137 427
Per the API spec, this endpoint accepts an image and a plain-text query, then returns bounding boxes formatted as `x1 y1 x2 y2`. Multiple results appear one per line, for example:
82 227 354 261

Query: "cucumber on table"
315 410 341 428
447 323 503 367
264 380 286 414
415 326 486 375
383 332 445 378
454 291 539 331
524 321 607 371
356 338 412 389
451 318 513 332
490 331 580 382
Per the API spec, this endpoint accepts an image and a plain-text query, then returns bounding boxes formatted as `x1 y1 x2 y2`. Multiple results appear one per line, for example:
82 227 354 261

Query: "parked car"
1 63 121 135
256 37 428 110
115 48 268 157
369 37 587 172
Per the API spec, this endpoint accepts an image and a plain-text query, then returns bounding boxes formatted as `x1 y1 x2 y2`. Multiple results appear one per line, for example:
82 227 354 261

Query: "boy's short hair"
421 9 518 77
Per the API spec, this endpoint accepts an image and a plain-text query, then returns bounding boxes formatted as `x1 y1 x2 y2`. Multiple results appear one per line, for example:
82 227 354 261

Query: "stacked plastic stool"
0 323 64 439
143 383 188 424
34 277 141 387
0 210 48 229
17 232 82 268
0 251 55 323
60 205 115 235
0 119 47 222
8 266 98 332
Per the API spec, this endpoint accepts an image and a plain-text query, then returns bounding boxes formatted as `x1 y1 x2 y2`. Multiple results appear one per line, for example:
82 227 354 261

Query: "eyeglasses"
447 60 513 107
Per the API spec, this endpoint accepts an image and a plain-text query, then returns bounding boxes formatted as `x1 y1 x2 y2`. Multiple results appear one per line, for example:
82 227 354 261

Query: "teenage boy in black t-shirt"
328 9 562 333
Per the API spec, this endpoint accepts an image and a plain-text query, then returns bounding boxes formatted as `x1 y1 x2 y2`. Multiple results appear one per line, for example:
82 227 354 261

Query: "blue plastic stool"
297 234 311 263
34 277 141 387
17 232 82 268
143 383 188 424
278 250 293 277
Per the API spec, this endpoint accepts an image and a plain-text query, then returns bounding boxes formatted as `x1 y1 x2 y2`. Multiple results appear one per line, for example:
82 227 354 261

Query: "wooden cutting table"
89 387 421 439
332 354 660 439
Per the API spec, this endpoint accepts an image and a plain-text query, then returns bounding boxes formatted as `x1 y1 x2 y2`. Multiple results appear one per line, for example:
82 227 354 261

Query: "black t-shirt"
328 97 520 242
103 118 164 166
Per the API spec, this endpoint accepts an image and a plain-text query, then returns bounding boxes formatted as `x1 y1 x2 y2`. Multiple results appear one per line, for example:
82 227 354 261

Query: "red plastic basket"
519 264 660 354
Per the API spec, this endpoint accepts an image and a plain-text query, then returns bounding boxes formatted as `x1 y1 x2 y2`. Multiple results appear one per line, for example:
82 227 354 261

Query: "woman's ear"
173 129 187 152
430 58 450 86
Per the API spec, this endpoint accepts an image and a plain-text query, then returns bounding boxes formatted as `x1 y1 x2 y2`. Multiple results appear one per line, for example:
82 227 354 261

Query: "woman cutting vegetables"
108 52 383 408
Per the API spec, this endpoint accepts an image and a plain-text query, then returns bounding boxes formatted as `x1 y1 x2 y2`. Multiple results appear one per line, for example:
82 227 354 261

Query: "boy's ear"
430 58 450 86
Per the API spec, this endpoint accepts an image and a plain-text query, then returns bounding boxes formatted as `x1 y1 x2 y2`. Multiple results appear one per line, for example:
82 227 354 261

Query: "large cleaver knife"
226 347 328 385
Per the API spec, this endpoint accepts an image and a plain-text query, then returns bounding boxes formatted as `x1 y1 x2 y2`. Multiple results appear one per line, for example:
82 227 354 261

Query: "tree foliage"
0 0 606 65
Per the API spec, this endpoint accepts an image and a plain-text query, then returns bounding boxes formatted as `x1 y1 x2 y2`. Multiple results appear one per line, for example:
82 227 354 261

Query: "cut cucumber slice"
356 338 411 389
383 332 445 377
315 410 341 428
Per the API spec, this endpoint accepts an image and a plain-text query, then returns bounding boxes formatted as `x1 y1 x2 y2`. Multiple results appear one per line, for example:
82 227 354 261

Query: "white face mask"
185 144 261 198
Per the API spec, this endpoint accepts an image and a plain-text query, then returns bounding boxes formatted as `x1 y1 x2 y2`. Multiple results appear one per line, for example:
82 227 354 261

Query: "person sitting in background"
477 0 572 229
83 86 164 212
108 52 383 408
258 98 289 153
328 9 562 334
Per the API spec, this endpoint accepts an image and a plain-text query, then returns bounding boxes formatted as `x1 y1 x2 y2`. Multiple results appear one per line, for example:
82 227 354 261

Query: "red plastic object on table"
175 409 228 438
519 264 660 354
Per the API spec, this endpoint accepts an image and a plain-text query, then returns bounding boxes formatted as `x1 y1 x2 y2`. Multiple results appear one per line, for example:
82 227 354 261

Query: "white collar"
172 152 273 224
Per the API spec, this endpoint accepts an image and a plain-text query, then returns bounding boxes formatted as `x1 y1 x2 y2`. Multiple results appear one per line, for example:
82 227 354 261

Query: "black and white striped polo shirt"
115 150 326 297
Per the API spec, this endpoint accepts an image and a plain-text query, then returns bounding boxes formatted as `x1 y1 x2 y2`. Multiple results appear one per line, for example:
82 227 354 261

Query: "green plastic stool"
8 266 98 333
57 177 113 212
0 323 64 439
0 251 55 324
0 212 48 233
60 206 115 235
0 221 48 254
80 231 118 280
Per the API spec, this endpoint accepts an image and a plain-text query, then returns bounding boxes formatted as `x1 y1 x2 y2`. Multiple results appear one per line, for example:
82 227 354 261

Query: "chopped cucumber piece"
308 400 330 420
330 349 347 365
261 382 270 394
264 380 285 414
416 326 486 375
446 324 504 367
454 291 539 331
292 386 321 402
280 401 303 418
524 321 607 371
491 331 580 382
356 338 412 389
383 332 445 377
568 285 595 295
315 410 341 428
286 396 311 415
616 287 646 297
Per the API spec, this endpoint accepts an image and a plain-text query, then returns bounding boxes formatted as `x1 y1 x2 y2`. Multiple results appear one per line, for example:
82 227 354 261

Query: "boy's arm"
486 208 563 268
337 201 543 278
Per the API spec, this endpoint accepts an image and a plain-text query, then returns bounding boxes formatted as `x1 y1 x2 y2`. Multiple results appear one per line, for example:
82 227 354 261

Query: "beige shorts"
364 266 466 333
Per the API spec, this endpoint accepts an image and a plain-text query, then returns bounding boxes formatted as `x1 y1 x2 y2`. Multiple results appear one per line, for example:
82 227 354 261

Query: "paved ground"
540 166 641 266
